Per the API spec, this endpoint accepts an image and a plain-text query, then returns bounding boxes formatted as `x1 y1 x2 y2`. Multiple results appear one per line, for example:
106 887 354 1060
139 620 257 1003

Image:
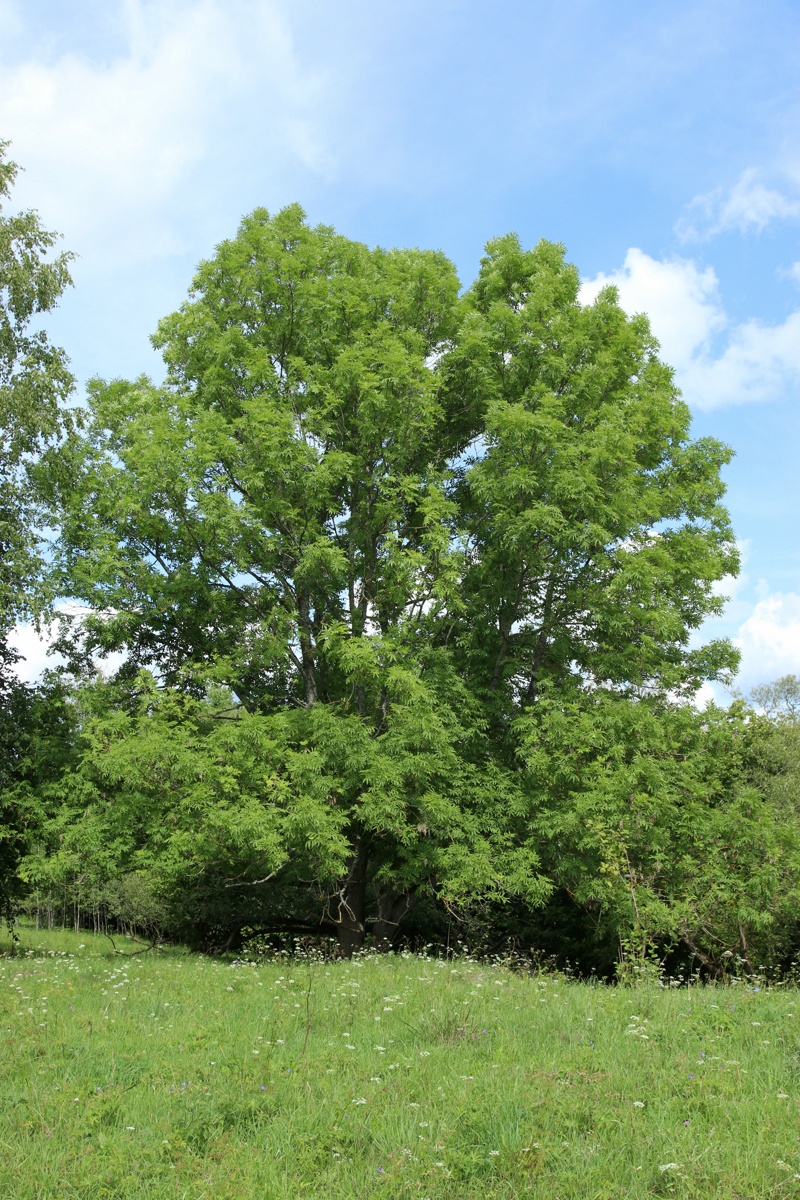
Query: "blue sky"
2 0 800 697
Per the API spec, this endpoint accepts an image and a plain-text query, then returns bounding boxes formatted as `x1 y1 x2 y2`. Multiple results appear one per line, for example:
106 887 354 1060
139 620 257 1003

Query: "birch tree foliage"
50 206 738 950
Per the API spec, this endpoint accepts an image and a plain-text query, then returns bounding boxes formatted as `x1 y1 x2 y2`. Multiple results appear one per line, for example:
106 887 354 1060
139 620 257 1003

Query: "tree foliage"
0 142 74 924
38 205 750 955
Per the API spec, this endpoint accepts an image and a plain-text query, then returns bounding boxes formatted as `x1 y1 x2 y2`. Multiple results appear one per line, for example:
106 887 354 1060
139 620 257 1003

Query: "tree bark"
297 590 318 705
680 930 725 980
370 886 417 951
335 839 369 957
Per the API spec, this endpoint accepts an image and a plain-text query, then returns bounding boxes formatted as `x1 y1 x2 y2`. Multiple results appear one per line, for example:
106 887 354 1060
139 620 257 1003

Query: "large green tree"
50 206 738 952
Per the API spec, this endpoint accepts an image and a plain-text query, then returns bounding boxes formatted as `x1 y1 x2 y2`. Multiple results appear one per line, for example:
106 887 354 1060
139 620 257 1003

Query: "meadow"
2 925 800 1198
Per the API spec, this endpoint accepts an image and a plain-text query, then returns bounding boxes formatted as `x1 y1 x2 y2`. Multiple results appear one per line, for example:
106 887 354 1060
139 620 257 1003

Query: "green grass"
3 924 800 1198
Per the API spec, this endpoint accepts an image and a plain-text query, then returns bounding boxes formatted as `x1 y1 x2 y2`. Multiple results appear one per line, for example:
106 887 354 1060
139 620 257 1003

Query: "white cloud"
733 591 800 689
8 620 64 683
580 249 725 367
580 249 800 409
0 0 331 266
692 681 717 710
677 168 800 241
683 312 800 409
8 604 125 684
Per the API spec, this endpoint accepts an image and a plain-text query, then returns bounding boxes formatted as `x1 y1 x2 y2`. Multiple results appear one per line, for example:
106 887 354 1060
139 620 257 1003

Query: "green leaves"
450 234 738 707
0 142 74 635
0 143 74 463
514 686 800 971
42 208 746 954
0 143 75 923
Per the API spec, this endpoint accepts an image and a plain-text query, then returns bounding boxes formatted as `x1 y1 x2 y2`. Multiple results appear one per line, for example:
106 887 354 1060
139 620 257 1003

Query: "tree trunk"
370 886 417 951
335 839 369 957
680 930 725 980
297 591 318 705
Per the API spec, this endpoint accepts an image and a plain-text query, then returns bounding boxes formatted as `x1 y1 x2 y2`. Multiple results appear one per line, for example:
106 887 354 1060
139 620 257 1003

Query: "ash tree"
48 205 738 953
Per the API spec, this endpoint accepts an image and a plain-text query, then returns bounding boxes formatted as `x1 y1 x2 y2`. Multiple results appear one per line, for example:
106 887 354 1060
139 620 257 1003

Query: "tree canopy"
40 204 746 956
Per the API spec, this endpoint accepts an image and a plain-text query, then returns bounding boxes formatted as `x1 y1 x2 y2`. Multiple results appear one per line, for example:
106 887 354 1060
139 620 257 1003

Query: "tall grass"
2 922 800 1198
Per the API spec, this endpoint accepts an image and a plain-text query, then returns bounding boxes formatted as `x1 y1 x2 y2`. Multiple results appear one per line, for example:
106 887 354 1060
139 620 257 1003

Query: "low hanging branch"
103 931 162 957
223 872 278 889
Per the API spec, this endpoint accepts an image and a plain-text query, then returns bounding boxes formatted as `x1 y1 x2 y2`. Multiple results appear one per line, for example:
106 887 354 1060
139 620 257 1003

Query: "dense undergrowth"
3 923 800 1198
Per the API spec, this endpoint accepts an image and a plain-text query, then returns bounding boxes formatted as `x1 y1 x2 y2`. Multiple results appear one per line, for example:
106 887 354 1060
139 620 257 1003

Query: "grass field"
3 924 800 1198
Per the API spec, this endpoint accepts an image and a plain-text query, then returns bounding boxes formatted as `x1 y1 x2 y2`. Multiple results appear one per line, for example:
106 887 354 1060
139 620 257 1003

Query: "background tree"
517 686 800 977
49 207 738 954
0 141 74 925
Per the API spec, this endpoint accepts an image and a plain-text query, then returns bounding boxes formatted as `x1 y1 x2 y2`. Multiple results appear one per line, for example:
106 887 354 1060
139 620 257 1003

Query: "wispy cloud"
580 249 800 409
677 168 800 241
0 0 331 266
683 312 800 409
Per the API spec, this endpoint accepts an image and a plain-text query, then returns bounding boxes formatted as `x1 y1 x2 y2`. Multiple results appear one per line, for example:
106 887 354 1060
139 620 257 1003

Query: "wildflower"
633 1101 645 1108
659 1163 680 1172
